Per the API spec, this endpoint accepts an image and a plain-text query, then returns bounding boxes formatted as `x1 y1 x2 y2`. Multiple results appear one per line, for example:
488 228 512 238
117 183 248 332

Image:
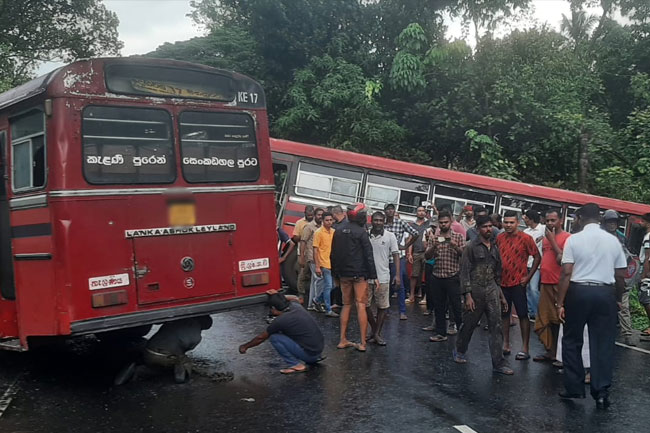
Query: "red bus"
272 138 650 282
0 58 280 351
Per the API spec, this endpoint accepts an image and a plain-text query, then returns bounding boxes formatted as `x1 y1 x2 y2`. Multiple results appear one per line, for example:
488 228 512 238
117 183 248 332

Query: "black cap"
384 203 396 210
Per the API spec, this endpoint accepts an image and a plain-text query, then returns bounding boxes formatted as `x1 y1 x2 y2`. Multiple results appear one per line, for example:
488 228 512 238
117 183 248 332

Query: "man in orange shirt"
312 212 338 317
496 210 541 360
534 209 570 362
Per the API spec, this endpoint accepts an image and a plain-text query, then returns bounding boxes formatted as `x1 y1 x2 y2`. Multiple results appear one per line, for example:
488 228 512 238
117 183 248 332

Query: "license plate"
168 202 196 227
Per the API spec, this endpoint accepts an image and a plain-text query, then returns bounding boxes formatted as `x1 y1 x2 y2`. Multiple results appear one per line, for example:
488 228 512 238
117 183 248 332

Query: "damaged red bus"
0 58 279 350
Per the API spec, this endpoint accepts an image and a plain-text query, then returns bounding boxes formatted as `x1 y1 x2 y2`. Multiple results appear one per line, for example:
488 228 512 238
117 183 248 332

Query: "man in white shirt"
523 210 545 319
367 211 400 346
556 203 627 409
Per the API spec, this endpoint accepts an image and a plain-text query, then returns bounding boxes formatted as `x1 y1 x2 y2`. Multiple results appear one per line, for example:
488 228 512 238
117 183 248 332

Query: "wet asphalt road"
1 301 649 433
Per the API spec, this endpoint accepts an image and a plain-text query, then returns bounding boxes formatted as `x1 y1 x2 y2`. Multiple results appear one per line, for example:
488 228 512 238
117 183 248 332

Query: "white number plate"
238 258 270 272
89 273 130 290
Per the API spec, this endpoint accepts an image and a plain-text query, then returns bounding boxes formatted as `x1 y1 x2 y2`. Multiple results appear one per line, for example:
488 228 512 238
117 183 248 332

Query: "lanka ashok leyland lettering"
0 58 279 351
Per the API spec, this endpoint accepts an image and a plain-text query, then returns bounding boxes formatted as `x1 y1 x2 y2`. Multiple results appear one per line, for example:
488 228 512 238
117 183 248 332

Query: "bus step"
0 339 26 351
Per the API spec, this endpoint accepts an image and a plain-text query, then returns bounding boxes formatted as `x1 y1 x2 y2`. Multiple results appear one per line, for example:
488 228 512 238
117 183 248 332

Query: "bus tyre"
281 246 298 292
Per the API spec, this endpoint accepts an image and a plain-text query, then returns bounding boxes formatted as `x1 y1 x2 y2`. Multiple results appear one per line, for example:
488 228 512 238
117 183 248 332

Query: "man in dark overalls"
114 316 213 385
453 214 513 375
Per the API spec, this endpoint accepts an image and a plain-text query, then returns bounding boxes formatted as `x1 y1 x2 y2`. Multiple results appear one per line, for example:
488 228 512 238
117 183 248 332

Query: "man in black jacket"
331 203 377 352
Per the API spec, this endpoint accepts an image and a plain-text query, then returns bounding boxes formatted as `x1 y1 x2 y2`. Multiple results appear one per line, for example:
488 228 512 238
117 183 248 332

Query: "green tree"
274 55 407 157
0 0 122 91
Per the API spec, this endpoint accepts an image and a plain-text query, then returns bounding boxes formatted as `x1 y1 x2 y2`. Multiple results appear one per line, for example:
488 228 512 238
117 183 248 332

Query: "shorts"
340 277 369 306
367 281 390 309
411 252 426 279
639 279 650 306
501 285 528 319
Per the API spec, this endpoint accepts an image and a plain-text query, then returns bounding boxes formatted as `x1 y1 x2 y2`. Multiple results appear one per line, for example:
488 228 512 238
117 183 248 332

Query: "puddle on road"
190 357 234 382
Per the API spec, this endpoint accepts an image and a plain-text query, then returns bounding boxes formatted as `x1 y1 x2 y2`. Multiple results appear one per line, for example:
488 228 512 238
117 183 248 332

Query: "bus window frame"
432 184 496 218
364 172 430 215
178 110 260 184
294 161 362 204
10 108 47 194
81 104 177 185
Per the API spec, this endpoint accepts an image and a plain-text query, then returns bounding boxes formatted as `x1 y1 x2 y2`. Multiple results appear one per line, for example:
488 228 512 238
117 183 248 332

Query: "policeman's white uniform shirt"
561 223 627 284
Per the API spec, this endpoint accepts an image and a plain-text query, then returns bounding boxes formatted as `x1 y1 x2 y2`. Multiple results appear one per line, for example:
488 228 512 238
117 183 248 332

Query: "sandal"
452 349 467 364
515 351 530 361
337 341 357 350
355 344 366 352
280 365 308 374
429 334 448 342
533 354 554 362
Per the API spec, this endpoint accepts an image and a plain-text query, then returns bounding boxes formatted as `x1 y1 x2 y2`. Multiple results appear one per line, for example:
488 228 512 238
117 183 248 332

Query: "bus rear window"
82 106 175 184
179 111 259 183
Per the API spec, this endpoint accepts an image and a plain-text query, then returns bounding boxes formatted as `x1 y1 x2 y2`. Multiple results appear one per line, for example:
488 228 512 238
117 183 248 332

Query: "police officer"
556 203 627 409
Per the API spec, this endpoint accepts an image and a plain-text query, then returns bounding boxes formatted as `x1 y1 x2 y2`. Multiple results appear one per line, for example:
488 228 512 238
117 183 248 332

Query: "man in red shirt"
496 210 541 360
533 209 570 363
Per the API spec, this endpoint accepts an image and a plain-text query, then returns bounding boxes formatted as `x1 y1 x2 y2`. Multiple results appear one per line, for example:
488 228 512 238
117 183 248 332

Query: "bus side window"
10 110 46 192
365 174 429 215
295 162 362 204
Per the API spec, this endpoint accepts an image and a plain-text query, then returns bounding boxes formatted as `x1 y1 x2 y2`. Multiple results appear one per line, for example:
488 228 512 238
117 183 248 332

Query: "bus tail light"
241 272 269 287
92 290 128 308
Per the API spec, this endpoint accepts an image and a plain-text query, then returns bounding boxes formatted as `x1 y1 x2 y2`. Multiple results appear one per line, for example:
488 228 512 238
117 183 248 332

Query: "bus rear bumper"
69 294 268 336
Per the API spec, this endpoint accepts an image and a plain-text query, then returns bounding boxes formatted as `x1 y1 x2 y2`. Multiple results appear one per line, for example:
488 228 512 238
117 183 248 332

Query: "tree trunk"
578 128 590 192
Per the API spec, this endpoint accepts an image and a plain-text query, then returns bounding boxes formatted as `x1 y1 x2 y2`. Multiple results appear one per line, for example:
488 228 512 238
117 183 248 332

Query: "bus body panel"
0 58 279 349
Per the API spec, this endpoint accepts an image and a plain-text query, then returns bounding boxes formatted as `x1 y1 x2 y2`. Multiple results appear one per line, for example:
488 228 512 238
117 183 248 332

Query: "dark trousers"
563 283 618 400
432 275 463 335
424 263 434 311
456 284 506 369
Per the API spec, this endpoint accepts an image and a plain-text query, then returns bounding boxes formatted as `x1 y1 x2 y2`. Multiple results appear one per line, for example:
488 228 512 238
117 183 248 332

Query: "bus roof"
271 138 650 216
0 57 266 111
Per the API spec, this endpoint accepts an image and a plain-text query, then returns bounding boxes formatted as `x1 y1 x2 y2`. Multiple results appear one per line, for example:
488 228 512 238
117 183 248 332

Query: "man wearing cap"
556 203 627 408
601 209 634 345
460 205 475 233
239 290 324 374
384 203 418 320
331 203 377 351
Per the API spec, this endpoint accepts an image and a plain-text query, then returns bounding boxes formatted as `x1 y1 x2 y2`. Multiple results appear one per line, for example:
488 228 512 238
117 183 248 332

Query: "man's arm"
392 251 401 286
279 240 294 264
615 268 626 303
239 331 270 354
523 253 541 285
459 245 472 295
361 231 377 280
556 263 573 322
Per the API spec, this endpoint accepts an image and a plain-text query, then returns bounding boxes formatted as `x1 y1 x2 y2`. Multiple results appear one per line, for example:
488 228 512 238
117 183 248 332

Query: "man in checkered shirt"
424 210 466 341
384 203 418 320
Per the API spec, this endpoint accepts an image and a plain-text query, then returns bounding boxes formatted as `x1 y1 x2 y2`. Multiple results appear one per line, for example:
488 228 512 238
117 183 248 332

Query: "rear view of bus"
0 58 279 350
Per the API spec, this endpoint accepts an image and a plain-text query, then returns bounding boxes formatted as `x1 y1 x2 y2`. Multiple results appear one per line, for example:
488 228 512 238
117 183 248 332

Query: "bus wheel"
281 246 298 293
97 325 153 344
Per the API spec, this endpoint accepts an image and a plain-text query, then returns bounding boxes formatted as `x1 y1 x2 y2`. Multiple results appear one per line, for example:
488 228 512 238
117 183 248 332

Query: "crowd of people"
244 201 650 410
